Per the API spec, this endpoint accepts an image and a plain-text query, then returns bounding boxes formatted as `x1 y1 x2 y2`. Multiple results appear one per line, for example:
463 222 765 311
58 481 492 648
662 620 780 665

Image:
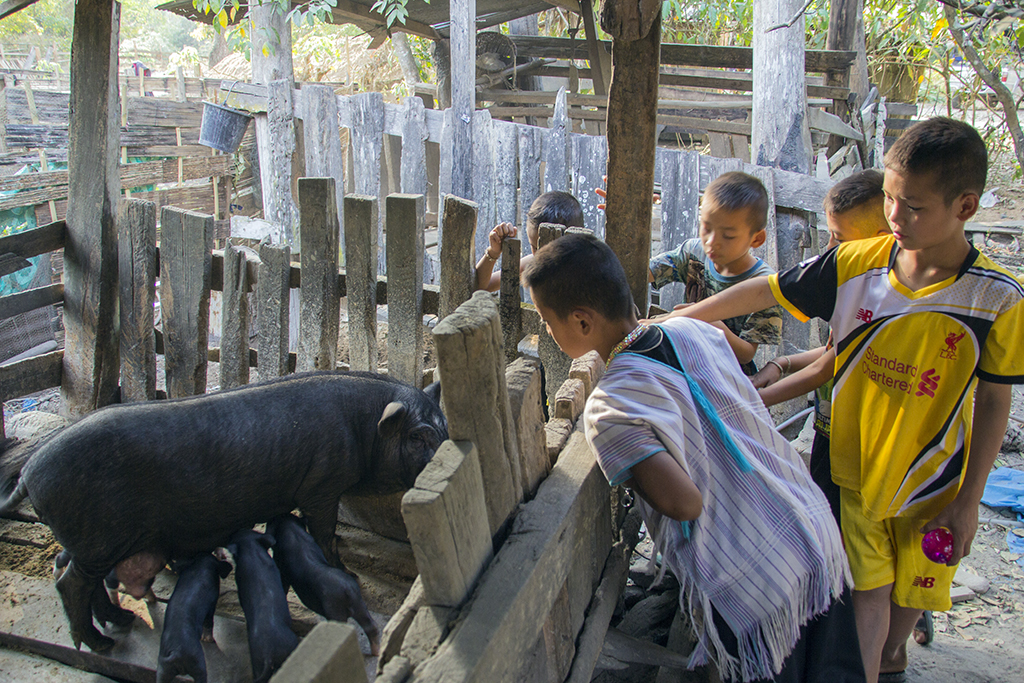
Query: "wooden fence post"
256 241 291 381
536 224 573 409
433 291 522 538
160 206 213 398
499 237 522 365
117 197 156 402
350 92 386 274
220 239 250 389
385 194 425 385
518 125 543 253
438 195 477 322
544 87 569 193
493 120 518 227
343 195 378 373
505 358 549 498
402 440 493 607
571 133 608 239
655 147 700 311
297 177 341 373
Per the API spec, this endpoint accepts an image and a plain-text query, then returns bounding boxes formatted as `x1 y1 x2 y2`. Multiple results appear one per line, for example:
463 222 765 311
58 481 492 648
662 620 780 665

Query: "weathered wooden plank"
412 433 611 683
0 220 64 261
471 109 496 260
438 195 477 322
432 291 521 538
271 621 369 683
446 0 475 201
505 358 549 498
498 236 522 364
0 349 63 404
570 133 607 239
509 35 855 72
117 198 156 402
296 178 341 373
256 241 291 381
350 92 386 274
544 87 569 193
256 78 299 245
655 148 699 310
517 124 543 253
301 85 346 253
385 194 425 385
219 240 250 389
0 283 62 320
402 440 493 608
400 96 428 197
341 196 378 373
62 0 121 417
492 119 518 227
160 207 213 398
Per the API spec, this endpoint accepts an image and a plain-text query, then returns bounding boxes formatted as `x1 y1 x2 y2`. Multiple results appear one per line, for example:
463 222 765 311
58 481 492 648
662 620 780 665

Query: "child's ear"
750 229 767 249
571 307 596 336
955 192 980 222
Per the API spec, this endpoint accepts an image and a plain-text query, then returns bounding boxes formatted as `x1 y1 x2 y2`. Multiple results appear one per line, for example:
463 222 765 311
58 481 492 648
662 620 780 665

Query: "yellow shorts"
839 487 956 611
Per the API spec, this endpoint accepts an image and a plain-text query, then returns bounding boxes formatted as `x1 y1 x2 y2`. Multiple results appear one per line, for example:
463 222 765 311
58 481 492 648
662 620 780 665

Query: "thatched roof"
156 0 580 40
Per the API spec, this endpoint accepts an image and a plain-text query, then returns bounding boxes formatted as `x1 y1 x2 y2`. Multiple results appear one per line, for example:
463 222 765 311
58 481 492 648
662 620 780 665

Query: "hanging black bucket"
198 100 253 153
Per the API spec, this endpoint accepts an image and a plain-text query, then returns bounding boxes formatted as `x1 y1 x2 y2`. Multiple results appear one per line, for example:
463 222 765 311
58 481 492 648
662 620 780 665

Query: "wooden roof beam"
330 0 442 40
0 0 41 21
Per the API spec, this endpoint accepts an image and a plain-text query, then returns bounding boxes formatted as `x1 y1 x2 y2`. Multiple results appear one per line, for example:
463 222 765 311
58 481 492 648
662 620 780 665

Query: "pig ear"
378 401 407 437
260 534 276 551
423 381 442 406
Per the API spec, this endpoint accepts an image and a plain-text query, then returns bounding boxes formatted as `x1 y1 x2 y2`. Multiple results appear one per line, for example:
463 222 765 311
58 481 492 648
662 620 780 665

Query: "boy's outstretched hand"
487 222 517 258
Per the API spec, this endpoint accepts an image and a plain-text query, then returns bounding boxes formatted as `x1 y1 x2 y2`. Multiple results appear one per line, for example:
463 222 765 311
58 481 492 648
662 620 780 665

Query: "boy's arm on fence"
922 379 1012 565
627 451 703 522
758 347 834 406
715 324 758 365
659 276 777 324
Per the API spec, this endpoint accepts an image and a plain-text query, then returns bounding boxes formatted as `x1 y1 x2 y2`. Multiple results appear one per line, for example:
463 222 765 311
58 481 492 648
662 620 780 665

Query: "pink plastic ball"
921 527 954 564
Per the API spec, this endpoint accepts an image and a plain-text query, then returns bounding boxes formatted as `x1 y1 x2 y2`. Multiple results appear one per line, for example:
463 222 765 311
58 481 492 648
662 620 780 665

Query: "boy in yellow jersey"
656 118 1024 683
754 169 890 520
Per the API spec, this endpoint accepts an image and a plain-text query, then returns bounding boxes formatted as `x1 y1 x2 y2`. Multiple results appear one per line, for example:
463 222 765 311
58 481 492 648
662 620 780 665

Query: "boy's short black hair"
521 233 633 322
884 117 987 204
824 169 884 215
702 171 769 232
527 191 585 232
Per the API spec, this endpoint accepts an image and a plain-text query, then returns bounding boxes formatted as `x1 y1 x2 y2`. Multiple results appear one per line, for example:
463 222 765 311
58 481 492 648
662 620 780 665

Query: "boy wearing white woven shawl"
522 232 864 683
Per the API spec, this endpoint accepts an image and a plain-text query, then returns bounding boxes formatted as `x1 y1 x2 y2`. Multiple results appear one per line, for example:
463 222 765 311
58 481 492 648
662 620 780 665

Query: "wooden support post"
753 0 813 358
117 198 156 402
499 236 521 365
160 207 213 398
505 357 549 498
438 195 477 322
256 241 291 381
385 194 425 385
433 291 522 538
581 0 611 98
297 178 341 373
601 2 661 315
825 0 858 156
343 195 378 373
220 239 250 389
62 0 122 417
402 440 493 608
302 86 346 255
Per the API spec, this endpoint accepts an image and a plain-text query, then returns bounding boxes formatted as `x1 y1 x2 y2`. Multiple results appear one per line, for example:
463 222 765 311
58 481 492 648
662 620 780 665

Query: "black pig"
0 371 446 652
156 553 232 683
220 529 298 683
266 513 380 654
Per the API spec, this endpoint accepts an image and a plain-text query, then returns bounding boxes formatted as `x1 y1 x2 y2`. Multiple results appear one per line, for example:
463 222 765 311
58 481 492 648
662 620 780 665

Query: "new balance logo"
916 368 940 398
855 308 874 323
912 576 936 588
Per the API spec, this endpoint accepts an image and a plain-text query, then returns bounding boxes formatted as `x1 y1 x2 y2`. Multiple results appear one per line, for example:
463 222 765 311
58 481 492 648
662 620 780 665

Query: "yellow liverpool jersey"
769 235 1024 521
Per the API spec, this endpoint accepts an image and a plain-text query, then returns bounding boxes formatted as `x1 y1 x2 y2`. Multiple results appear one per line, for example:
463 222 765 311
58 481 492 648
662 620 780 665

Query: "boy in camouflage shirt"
649 172 783 374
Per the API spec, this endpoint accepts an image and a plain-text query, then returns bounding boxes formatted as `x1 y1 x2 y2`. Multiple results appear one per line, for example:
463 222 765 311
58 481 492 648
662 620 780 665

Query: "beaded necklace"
606 323 649 367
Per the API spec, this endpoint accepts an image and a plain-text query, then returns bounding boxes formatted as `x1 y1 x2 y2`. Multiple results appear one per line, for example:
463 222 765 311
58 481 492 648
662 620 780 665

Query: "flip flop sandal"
914 609 934 646
878 671 907 683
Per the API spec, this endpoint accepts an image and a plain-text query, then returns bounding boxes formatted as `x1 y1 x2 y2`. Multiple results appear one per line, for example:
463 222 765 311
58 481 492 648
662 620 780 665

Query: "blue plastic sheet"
981 468 1024 566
